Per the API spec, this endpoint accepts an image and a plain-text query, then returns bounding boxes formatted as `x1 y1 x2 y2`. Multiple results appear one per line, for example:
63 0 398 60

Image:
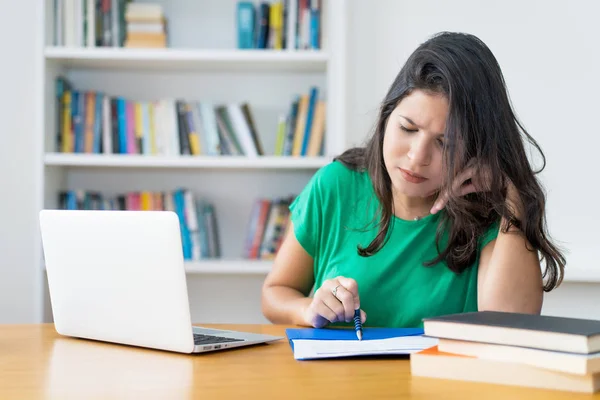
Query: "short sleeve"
479 218 500 251
289 167 326 258
289 161 348 257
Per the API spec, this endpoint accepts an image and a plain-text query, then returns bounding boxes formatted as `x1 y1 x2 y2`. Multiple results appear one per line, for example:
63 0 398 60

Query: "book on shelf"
54 0 167 48
54 77 326 157
123 2 167 48
236 0 321 50
244 196 293 260
410 311 600 393
58 188 221 260
57 190 296 262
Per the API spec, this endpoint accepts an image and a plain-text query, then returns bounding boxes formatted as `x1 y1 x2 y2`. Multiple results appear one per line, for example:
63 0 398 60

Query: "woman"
261 31 566 328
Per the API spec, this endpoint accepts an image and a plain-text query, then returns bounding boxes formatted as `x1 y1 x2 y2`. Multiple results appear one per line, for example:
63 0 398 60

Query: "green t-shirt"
289 160 499 328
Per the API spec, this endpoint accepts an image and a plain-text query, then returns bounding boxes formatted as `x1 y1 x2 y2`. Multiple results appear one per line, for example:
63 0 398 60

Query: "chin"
392 178 437 198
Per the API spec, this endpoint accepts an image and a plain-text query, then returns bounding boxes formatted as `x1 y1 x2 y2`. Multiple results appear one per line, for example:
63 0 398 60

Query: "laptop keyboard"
193 333 245 346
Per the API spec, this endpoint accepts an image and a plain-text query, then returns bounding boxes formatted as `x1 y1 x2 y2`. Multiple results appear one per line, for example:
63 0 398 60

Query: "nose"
407 135 432 166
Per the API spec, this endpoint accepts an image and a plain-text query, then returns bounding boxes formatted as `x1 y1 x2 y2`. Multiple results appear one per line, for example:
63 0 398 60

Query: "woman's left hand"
429 161 495 215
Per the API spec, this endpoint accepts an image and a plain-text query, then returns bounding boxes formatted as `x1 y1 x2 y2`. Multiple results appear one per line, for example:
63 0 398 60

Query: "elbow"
260 278 279 323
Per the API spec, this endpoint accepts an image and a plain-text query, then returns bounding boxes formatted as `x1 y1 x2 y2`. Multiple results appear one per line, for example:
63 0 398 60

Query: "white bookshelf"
184 260 272 275
43 260 272 275
44 47 330 72
44 153 333 169
37 0 347 324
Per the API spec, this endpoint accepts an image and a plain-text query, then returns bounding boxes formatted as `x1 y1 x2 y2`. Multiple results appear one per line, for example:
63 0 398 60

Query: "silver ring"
332 284 341 298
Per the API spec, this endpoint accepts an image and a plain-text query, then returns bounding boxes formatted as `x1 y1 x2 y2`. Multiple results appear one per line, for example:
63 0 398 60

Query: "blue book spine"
66 191 77 210
76 92 86 153
117 98 127 154
310 6 319 49
71 91 81 153
255 3 269 49
92 93 103 153
300 86 318 156
196 199 209 258
173 190 192 260
237 2 255 49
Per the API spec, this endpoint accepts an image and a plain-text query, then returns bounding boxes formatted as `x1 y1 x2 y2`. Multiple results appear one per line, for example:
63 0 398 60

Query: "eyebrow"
398 114 445 137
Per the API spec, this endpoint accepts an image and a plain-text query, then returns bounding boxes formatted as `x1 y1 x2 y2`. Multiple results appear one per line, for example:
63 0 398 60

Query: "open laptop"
39 209 282 354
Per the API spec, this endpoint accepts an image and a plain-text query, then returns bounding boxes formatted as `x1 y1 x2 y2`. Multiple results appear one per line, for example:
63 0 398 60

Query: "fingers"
306 277 362 327
322 295 346 323
305 299 337 327
431 167 477 214
430 193 448 214
430 160 498 214
458 183 476 197
329 284 355 322
336 277 360 309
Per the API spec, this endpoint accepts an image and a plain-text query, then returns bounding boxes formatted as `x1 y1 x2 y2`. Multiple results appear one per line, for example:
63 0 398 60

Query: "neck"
392 189 437 221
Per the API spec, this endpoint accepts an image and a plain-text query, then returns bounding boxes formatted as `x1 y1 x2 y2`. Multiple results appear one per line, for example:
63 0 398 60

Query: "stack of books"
411 311 600 393
124 2 167 48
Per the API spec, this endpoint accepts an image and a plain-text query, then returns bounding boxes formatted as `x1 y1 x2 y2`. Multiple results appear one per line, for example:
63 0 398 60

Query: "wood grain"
0 324 597 399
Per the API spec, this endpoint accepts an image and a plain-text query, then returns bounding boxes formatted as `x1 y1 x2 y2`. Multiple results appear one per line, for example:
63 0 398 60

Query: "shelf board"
43 260 272 275
184 259 272 275
44 153 332 169
42 259 600 280
44 47 329 72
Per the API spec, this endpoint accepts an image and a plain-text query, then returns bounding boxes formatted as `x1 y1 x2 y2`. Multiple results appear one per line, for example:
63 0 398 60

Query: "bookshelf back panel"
146 0 246 50
44 168 68 210
54 69 328 156
63 168 320 258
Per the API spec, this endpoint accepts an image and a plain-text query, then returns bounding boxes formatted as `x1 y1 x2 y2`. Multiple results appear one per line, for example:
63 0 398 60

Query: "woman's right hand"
302 276 367 328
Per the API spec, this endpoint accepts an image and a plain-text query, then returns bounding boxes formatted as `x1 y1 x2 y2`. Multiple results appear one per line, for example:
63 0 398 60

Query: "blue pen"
353 309 363 340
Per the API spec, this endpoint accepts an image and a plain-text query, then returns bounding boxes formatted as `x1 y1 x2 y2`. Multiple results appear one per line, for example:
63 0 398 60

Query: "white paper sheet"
291 335 438 360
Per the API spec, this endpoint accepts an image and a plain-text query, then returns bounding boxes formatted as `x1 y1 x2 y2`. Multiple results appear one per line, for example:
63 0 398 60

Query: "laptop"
39 209 283 354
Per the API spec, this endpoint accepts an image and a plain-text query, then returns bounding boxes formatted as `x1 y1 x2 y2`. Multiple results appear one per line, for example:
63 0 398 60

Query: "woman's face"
382 89 448 199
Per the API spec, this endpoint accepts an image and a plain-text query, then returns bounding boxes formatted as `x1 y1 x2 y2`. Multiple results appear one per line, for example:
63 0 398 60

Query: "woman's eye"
400 125 417 133
436 138 445 147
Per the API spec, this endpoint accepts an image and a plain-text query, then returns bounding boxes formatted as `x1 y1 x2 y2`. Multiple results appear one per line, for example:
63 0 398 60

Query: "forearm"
261 285 312 325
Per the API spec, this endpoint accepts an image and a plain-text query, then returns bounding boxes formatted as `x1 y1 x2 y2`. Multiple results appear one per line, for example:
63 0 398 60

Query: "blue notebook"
285 327 434 360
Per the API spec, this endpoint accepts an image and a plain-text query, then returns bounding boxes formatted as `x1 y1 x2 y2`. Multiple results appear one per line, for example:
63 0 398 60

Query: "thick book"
438 338 600 375
410 346 600 393
423 311 600 354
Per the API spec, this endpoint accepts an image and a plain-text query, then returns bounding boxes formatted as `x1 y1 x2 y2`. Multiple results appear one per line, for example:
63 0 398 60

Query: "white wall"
346 0 600 319
0 0 598 324
0 0 40 323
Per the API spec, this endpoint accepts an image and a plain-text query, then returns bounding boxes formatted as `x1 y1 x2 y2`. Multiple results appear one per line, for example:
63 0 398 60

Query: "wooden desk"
0 324 597 399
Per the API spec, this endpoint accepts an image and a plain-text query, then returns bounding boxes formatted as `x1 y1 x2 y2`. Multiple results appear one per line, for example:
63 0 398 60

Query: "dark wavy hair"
334 31 565 291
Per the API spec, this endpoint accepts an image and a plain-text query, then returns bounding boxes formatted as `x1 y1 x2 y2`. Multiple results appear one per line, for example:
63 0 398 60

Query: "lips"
399 168 428 184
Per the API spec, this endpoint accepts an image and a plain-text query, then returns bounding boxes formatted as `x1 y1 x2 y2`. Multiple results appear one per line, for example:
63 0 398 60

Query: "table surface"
0 323 598 399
